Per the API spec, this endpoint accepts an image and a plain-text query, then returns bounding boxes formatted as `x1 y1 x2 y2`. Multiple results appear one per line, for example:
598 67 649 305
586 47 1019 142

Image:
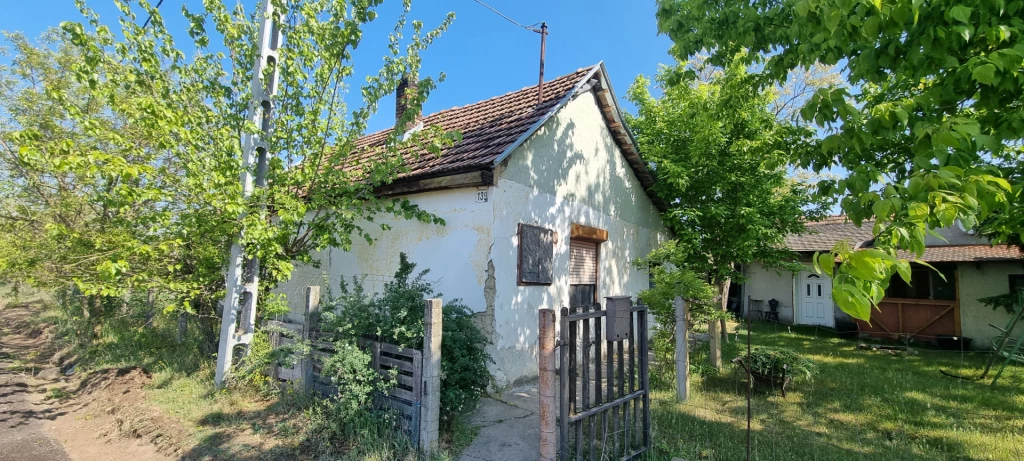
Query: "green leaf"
834 283 872 321
872 199 891 219
972 63 997 85
949 5 972 23
935 203 957 227
817 252 835 277
795 0 810 17
894 259 912 283
908 202 929 219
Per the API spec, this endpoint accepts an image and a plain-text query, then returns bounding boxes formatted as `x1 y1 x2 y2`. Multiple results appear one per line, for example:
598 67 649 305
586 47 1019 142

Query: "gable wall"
484 90 670 386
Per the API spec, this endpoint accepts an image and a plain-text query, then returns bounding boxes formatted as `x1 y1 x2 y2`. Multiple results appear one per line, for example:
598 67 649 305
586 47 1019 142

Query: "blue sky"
1 0 675 133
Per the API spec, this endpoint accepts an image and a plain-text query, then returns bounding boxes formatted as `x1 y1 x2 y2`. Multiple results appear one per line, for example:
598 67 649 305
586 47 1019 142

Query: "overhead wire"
471 0 543 33
142 0 166 29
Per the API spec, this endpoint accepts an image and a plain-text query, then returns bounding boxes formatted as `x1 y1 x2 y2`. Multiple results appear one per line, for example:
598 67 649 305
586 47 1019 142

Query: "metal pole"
537 22 547 104
216 0 282 387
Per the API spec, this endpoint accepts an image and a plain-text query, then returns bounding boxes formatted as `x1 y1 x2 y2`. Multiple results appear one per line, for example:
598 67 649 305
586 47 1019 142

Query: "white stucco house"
741 216 1024 350
276 63 670 386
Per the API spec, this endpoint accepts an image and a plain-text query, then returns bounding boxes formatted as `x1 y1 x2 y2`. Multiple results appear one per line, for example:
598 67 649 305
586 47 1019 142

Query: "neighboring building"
741 216 1024 349
275 63 670 386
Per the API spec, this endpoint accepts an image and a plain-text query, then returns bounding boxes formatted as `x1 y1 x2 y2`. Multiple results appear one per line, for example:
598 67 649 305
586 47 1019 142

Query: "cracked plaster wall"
486 92 670 386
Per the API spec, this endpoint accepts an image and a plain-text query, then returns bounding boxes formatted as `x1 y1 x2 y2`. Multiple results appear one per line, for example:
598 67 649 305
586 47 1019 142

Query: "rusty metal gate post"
538 308 558 461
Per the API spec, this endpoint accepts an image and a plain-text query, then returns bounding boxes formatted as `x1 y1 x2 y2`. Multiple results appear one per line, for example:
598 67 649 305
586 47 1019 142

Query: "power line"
141 0 164 29
472 0 543 33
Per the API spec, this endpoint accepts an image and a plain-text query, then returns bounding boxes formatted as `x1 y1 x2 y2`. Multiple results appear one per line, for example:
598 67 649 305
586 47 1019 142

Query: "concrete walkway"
460 382 543 461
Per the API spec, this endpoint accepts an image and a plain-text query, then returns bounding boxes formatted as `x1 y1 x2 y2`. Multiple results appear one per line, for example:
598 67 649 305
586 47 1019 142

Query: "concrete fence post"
674 297 689 401
709 320 722 370
300 286 321 392
538 308 558 461
420 298 443 455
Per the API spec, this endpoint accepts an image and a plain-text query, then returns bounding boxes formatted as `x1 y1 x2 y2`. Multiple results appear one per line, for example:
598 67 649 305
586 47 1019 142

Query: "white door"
797 271 834 327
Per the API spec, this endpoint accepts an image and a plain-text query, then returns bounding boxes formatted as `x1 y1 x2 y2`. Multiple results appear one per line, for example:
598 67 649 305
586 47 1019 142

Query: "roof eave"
489 62 667 212
489 64 604 169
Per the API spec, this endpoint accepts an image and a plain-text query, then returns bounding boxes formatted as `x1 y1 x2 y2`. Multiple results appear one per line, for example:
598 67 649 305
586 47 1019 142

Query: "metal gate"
559 299 651 460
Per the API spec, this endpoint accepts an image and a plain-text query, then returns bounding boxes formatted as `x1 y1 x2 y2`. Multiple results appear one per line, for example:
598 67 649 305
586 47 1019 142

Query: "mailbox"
605 296 632 341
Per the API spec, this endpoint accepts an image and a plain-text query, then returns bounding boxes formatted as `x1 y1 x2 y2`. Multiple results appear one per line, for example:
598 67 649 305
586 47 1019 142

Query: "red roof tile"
350 66 597 180
785 217 875 251
901 245 1024 262
785 215 1024 262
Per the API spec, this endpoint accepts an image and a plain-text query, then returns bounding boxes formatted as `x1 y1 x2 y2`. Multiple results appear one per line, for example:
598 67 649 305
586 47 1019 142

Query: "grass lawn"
650 322 1024 461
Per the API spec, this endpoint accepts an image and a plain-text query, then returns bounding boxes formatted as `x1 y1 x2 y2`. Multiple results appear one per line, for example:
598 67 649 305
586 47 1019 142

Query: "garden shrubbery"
318 253 492 427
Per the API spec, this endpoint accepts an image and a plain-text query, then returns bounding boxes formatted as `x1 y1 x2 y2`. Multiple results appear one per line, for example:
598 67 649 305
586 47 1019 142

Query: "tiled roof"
785 215 1024 262
901 245 1024 262
350 66 597 181
785 216 875 251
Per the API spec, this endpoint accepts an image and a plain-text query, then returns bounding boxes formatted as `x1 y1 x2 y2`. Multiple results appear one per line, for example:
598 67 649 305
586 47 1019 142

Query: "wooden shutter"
569 240 598 285
518 224 554 285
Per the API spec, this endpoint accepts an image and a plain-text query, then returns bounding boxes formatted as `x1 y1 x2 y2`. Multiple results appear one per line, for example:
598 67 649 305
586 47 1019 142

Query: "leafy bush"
304 393 415 460
735 346 817 382
637 263 720 386
320 253 492 426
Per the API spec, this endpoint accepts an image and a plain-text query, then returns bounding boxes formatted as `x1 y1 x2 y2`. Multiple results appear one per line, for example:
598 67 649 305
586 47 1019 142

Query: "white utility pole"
216 0 282 387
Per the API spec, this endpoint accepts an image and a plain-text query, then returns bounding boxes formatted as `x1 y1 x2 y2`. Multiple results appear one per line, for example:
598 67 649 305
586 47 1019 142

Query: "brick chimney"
396 74 421 126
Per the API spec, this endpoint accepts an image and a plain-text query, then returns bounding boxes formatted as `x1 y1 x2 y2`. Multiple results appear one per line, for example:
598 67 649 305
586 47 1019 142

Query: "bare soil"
0 301 176 461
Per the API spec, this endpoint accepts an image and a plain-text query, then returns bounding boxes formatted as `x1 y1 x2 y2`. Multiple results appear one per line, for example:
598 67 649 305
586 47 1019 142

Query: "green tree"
656 0 1024 320
626 58 828 336
0 0 455 348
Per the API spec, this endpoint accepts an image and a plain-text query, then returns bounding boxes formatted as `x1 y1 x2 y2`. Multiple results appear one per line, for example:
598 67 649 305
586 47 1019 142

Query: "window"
885 263 956 300
518 224 554 285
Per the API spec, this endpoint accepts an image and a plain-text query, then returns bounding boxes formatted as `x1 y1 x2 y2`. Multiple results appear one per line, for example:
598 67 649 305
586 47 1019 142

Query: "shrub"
637 264 721 386
735 346 817 382
319 253 492 426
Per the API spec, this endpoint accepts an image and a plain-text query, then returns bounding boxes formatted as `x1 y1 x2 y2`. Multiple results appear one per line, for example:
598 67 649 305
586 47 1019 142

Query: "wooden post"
538 308 557 461
674 297 689 401
299 286 321 392
144 288 156 329
420 298 442 455
709 320 722 370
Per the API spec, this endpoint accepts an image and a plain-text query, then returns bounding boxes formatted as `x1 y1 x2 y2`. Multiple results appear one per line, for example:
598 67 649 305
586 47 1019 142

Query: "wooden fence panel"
855 298 960 342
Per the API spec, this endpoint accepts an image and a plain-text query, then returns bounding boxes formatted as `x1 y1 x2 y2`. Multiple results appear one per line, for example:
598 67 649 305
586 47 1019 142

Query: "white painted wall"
273 90 670 388
273 187 495 321
957 262 1024 349
485 91 670 386
743 262 796 324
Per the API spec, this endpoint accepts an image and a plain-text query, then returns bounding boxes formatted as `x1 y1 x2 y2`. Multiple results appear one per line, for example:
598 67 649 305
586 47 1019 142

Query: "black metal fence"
559 301 651 460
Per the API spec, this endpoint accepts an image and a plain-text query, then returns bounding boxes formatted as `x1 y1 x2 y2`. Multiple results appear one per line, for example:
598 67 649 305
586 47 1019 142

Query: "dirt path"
0 309 69 461
0 302 173 461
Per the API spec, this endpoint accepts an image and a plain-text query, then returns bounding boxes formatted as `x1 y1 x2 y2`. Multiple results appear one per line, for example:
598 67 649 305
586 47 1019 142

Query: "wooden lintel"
571 223 609 243
376 170 492 197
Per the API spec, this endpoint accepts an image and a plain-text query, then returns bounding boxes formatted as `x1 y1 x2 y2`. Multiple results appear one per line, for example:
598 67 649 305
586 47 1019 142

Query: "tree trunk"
718 278 731 343
177 311 189 344
144 289 156 329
